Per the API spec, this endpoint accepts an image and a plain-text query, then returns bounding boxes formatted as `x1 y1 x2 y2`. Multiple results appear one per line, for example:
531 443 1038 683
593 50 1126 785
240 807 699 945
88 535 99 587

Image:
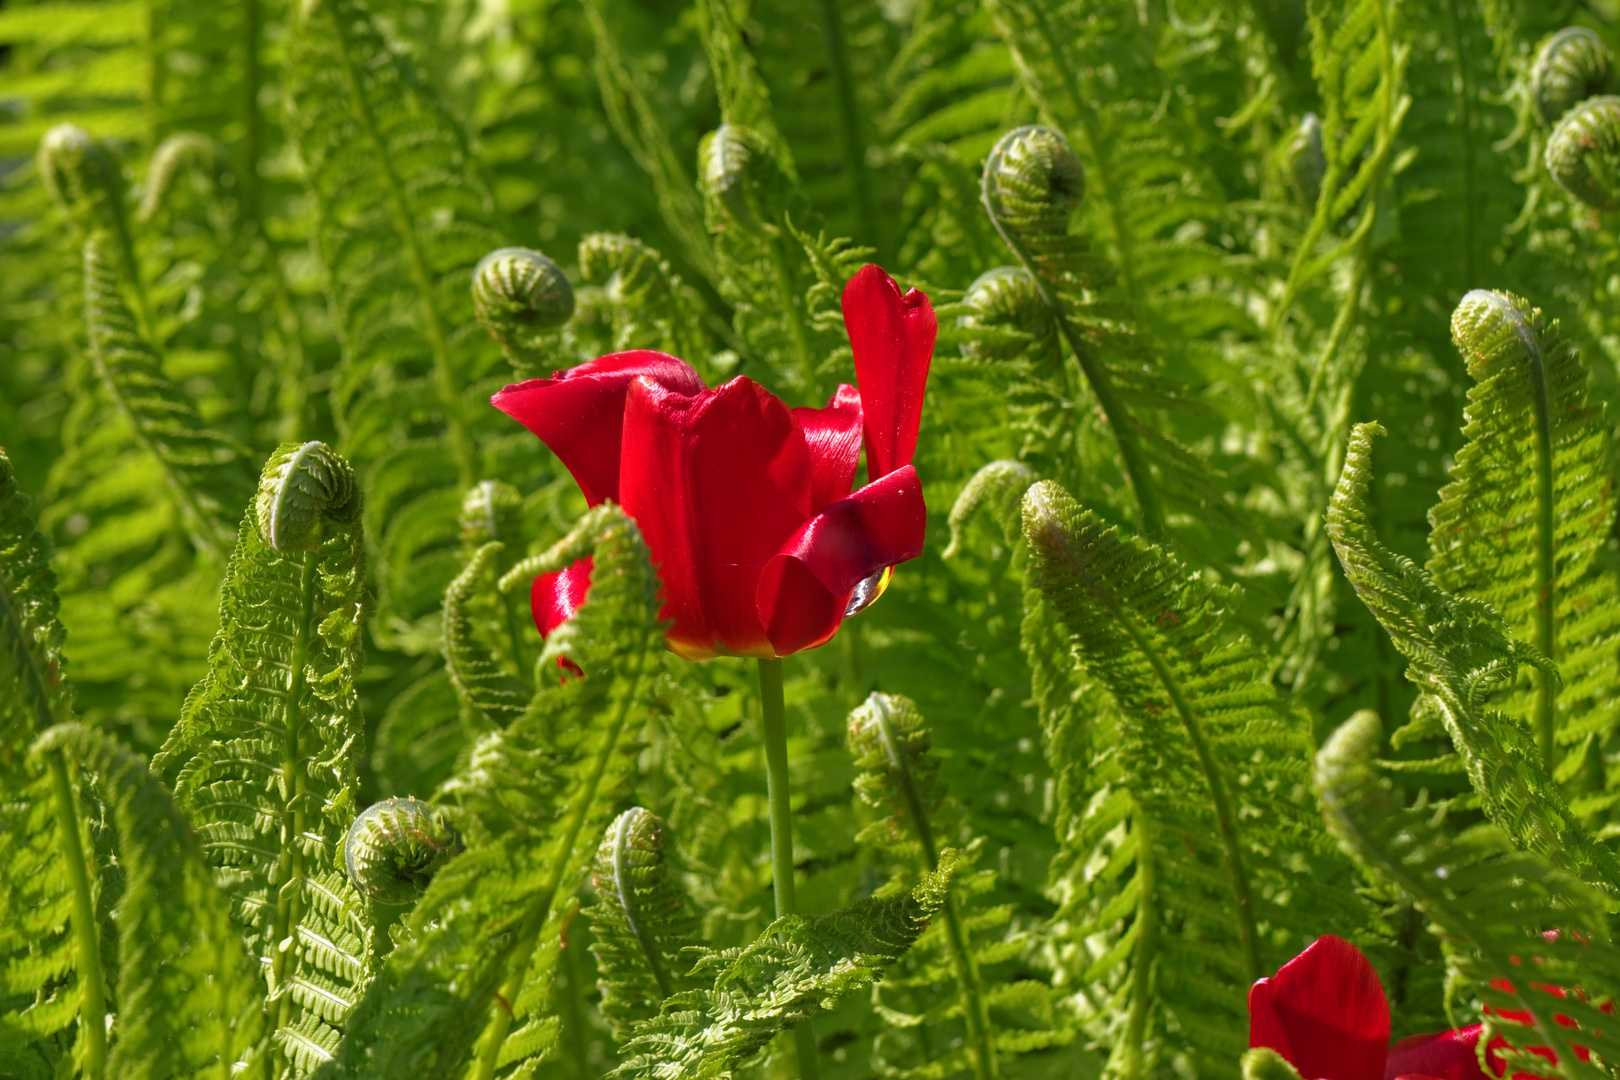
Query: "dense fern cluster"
12 0 1620 1077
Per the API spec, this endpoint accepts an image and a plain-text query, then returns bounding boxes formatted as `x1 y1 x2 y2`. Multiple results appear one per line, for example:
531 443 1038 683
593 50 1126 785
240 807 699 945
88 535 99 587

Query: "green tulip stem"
758 657 820 1080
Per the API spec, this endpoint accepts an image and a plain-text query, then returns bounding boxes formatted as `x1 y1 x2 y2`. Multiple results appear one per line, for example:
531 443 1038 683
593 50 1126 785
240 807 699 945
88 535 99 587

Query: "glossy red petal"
842 264 936 481
530 556 593 638
1388 1027 1496 1080
1249 936 1390 1080
792 383 863 511
756 465 926 656
620 375 814 661
491 350 704 505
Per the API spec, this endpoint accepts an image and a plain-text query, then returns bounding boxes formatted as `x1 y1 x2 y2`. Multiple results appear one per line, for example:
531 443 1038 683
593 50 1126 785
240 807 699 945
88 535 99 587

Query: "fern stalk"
1520 314 1559 769
759 657 821 1080
469 645 656 1080
47 752 108 1080
1121 810 1156 1080
817 0 878 257
863 694 997 1080
324 4 474 488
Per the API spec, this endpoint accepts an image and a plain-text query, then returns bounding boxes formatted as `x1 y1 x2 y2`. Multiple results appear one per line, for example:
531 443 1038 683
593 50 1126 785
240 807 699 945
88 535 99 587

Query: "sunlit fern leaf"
444 541 530 728
84 228 253 559
152 441 373 1078
848 692 1068 1079
1022 478 1362 1075
323 502 665 1080
33 722 267 1080
0 449 89 1079
584 806 702 1043
611 853 958 1080
284 0 507 640
1327 422 1620 893
1317 710 1620 1080
1426 291 1620 792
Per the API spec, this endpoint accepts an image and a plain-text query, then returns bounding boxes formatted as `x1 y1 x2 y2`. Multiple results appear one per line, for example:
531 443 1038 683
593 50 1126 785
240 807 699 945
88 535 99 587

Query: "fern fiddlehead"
982 125 1164 535
343 797 464 905
1545 95 1620 209
1530 27 1613 128
472 246 575 377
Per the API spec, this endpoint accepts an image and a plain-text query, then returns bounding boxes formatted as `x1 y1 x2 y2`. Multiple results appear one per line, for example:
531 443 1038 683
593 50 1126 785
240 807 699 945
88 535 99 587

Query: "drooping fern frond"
83 228 252 559
32 722 267 1080
1317 710 1620 1080
585 806 702 1042
1428 290 1620 786
611 854 959 1079
325 502 664 1080
1326 422 1620 893
153 441 373 1078
1022 478 1359 1075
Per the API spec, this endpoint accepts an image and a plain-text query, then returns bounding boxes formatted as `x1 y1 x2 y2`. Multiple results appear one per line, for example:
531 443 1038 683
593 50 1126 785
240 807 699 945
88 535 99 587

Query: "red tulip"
1248 936 1505 1080
492 264 935 661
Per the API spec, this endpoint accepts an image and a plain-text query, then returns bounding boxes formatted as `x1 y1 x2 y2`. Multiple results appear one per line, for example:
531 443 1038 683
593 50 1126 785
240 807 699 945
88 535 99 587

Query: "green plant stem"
325 5 475 489
758 657 820 1080
49 751 107 1080
869 697 997 1080
816 0 878 259
1526 320 1558 771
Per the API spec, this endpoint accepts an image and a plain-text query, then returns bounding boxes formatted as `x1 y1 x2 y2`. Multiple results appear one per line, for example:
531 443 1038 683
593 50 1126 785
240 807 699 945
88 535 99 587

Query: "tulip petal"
492 350 704 505
1249 935 1390 1080
1387 1027 1496 1080
842 264 936 480
620 375 814 661
756 464 926 656
793 383 863 511
531 557 593 638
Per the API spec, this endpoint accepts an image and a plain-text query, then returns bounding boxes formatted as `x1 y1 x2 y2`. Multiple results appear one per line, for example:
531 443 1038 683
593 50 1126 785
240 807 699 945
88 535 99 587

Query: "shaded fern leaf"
444 541 529 729
84 229 253 558
1021 479 1359 1073
1317 710 1620 1080
612 854 958 1080
153 441 373 1078
849 692 1067 1079
1326 422 1620 892
1428 291 1620 789
324 503 664 1080
585 806 702 1042
33 722 266 1080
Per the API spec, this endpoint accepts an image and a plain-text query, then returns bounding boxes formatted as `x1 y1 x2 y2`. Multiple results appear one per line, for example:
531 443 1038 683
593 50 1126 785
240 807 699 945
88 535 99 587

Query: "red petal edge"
1248 936 1390 1080
793 384 864 512
531 556 593 639
1387 1027 1496 1080
842 265 936 482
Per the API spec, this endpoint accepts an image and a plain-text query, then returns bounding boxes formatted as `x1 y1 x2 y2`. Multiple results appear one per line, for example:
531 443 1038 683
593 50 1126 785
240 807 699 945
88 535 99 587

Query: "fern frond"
33 722 267 1080
1326 422 1620 892
585 807 702 1041
153 441 372 1077
1318 710 1620 1080
444 542 530 729
325 502 665 1080
1428 291 1620 785
83 229 252 558
612 854 958 1079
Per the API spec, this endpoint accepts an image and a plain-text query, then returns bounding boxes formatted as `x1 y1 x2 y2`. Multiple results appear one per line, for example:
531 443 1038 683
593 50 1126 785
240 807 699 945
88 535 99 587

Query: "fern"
324 502 664 1080
584 807 702 1042
152 441 372 1078
1326 421 1620 892
611 854 958 1079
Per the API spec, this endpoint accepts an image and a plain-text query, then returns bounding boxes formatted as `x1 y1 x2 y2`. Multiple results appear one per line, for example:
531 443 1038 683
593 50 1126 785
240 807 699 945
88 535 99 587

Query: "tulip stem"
758 657 820 1080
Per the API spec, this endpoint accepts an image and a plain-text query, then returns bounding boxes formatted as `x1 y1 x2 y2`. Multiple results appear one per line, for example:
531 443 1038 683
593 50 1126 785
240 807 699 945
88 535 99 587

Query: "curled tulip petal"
756 465 926 656
793 383 863 511
492 351 704 505
1387 1027 1496 1080
843 265 936 481
531 557 593 638
1249 935 1390 1080
620 375 814 661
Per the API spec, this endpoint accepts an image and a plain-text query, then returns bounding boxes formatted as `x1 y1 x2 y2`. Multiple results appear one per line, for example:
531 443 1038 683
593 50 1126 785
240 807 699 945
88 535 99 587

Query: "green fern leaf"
153 441 372 1078
444 541 530 729
1326 422 1620 892
612 853 958 1079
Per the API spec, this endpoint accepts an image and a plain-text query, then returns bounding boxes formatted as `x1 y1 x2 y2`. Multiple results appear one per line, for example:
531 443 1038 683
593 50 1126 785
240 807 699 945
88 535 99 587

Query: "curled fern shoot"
1327 423 1620 892
472 246 576 374
611 853 959 1079
585 807 701 1041
342 798 464 906
1531 27 1613 128
37 123 124 235
154 441 372 1077
138 131 227 222
1545 96 1620 210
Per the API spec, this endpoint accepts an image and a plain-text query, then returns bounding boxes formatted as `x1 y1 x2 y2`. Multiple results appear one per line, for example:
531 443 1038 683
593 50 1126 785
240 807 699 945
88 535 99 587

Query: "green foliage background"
11 0 1620 1077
